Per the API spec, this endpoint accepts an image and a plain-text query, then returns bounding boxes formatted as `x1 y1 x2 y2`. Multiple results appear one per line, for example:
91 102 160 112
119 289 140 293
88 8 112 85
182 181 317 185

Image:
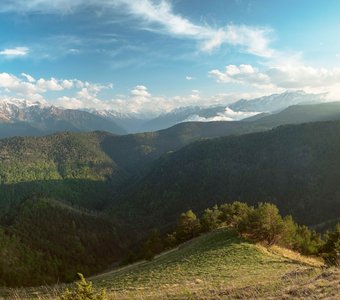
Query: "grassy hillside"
112 121 340 231
9 228 336 299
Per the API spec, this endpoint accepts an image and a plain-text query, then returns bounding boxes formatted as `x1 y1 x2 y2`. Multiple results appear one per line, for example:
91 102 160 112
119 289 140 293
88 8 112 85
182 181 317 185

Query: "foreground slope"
6 228 332 299
78 229 335 299
93 229 336 300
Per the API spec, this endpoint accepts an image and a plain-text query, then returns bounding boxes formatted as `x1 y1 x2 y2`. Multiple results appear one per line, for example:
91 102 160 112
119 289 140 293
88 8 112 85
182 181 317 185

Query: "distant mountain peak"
229 90 325 113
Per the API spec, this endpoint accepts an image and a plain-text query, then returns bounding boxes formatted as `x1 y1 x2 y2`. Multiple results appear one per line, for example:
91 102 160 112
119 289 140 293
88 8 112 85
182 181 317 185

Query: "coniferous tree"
201 205 221 232
245 203 284 245
176 210 200 242
320 223 340 266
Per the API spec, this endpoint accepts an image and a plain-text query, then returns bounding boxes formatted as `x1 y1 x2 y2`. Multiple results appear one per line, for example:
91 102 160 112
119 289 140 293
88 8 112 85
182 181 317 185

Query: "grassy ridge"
87 228 325 299
2 224 338 299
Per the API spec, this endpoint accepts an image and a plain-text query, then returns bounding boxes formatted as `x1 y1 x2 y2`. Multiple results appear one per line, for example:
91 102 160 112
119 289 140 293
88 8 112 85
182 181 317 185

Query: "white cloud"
209 63 340 99
184 107 260 122
209 64 271 87
130 85 151 98
21 73 36 82
0 47 29 57
36 78 64 91
0 72 107 103
186 76 194 80
0 73 37 95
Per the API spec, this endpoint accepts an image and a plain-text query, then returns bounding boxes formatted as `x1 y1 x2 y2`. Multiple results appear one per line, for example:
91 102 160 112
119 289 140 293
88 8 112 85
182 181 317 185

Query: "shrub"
244 203 285 245
176 210 201 242
219 201 253 230
320 223 340 266
59 273 106 300
201 206 221 232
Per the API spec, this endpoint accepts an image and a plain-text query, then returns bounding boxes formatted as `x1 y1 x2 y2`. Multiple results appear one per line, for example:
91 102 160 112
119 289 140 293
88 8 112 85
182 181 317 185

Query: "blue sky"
1 0 340 115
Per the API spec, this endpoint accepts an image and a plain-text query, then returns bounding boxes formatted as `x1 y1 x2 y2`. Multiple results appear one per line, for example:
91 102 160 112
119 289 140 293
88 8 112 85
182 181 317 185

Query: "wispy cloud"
0 0 85 14
0 0 274 57
113 0 274 56
0 47 29 57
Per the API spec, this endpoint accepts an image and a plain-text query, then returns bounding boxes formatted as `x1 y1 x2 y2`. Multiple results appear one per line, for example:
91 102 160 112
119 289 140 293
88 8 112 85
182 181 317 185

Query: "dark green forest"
112 121 340 231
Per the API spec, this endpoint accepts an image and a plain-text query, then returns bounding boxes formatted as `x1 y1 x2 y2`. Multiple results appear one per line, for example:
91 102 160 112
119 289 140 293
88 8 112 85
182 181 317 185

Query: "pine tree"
201 206 221 232
246 203 284 245
176 210 201 242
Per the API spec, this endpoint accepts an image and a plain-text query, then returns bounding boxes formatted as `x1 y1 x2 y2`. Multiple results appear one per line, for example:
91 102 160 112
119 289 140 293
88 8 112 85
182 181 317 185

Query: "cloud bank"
184 107 260 122
209 64 340 100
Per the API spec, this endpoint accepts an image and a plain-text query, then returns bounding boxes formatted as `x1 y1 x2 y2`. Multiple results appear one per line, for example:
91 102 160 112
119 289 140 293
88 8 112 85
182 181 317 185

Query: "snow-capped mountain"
0 98 46 122
0 91 328 137
89 109 149 133
229 90 325 113
0 98 126 137
140 91 326 132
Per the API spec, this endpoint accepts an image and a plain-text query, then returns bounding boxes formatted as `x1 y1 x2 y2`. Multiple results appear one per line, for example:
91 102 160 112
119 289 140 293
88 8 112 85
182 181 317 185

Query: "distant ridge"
0 98 126 137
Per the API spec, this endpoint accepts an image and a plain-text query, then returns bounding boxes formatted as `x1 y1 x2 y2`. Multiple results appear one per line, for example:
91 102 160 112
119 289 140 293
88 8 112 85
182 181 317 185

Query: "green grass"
88 228 325 299
3 228 334 300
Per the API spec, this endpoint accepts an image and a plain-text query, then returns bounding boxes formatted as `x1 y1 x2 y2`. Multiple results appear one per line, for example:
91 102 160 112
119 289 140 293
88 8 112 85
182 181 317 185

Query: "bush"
293 225 322 255
320 223 340 266
243 203 285 245
59 273 106 300
201 206 221 232
219 202 253 230
176 210 201 242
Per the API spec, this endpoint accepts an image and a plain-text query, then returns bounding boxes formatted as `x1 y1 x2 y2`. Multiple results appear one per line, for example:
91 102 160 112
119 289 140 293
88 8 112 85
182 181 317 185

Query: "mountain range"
0 91 328 137
0 99 126 137
139 90 326 132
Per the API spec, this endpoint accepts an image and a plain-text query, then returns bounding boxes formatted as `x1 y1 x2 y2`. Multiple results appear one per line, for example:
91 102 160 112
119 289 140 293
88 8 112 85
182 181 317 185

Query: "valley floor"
2 229 339 299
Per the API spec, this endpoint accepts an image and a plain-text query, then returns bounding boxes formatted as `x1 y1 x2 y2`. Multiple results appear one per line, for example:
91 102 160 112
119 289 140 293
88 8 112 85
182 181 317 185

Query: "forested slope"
112 121 340 230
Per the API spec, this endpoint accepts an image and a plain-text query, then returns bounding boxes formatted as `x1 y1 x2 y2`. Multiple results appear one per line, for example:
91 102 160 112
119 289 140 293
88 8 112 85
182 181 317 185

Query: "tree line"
135 201 339 266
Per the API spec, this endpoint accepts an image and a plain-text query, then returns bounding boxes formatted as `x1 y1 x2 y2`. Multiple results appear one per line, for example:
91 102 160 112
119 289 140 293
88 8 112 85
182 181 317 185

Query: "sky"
1 0 340 115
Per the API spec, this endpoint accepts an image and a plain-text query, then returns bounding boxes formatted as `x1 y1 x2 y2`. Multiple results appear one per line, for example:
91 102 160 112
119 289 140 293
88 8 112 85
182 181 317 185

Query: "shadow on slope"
111 121 340 231
0 178 120 216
